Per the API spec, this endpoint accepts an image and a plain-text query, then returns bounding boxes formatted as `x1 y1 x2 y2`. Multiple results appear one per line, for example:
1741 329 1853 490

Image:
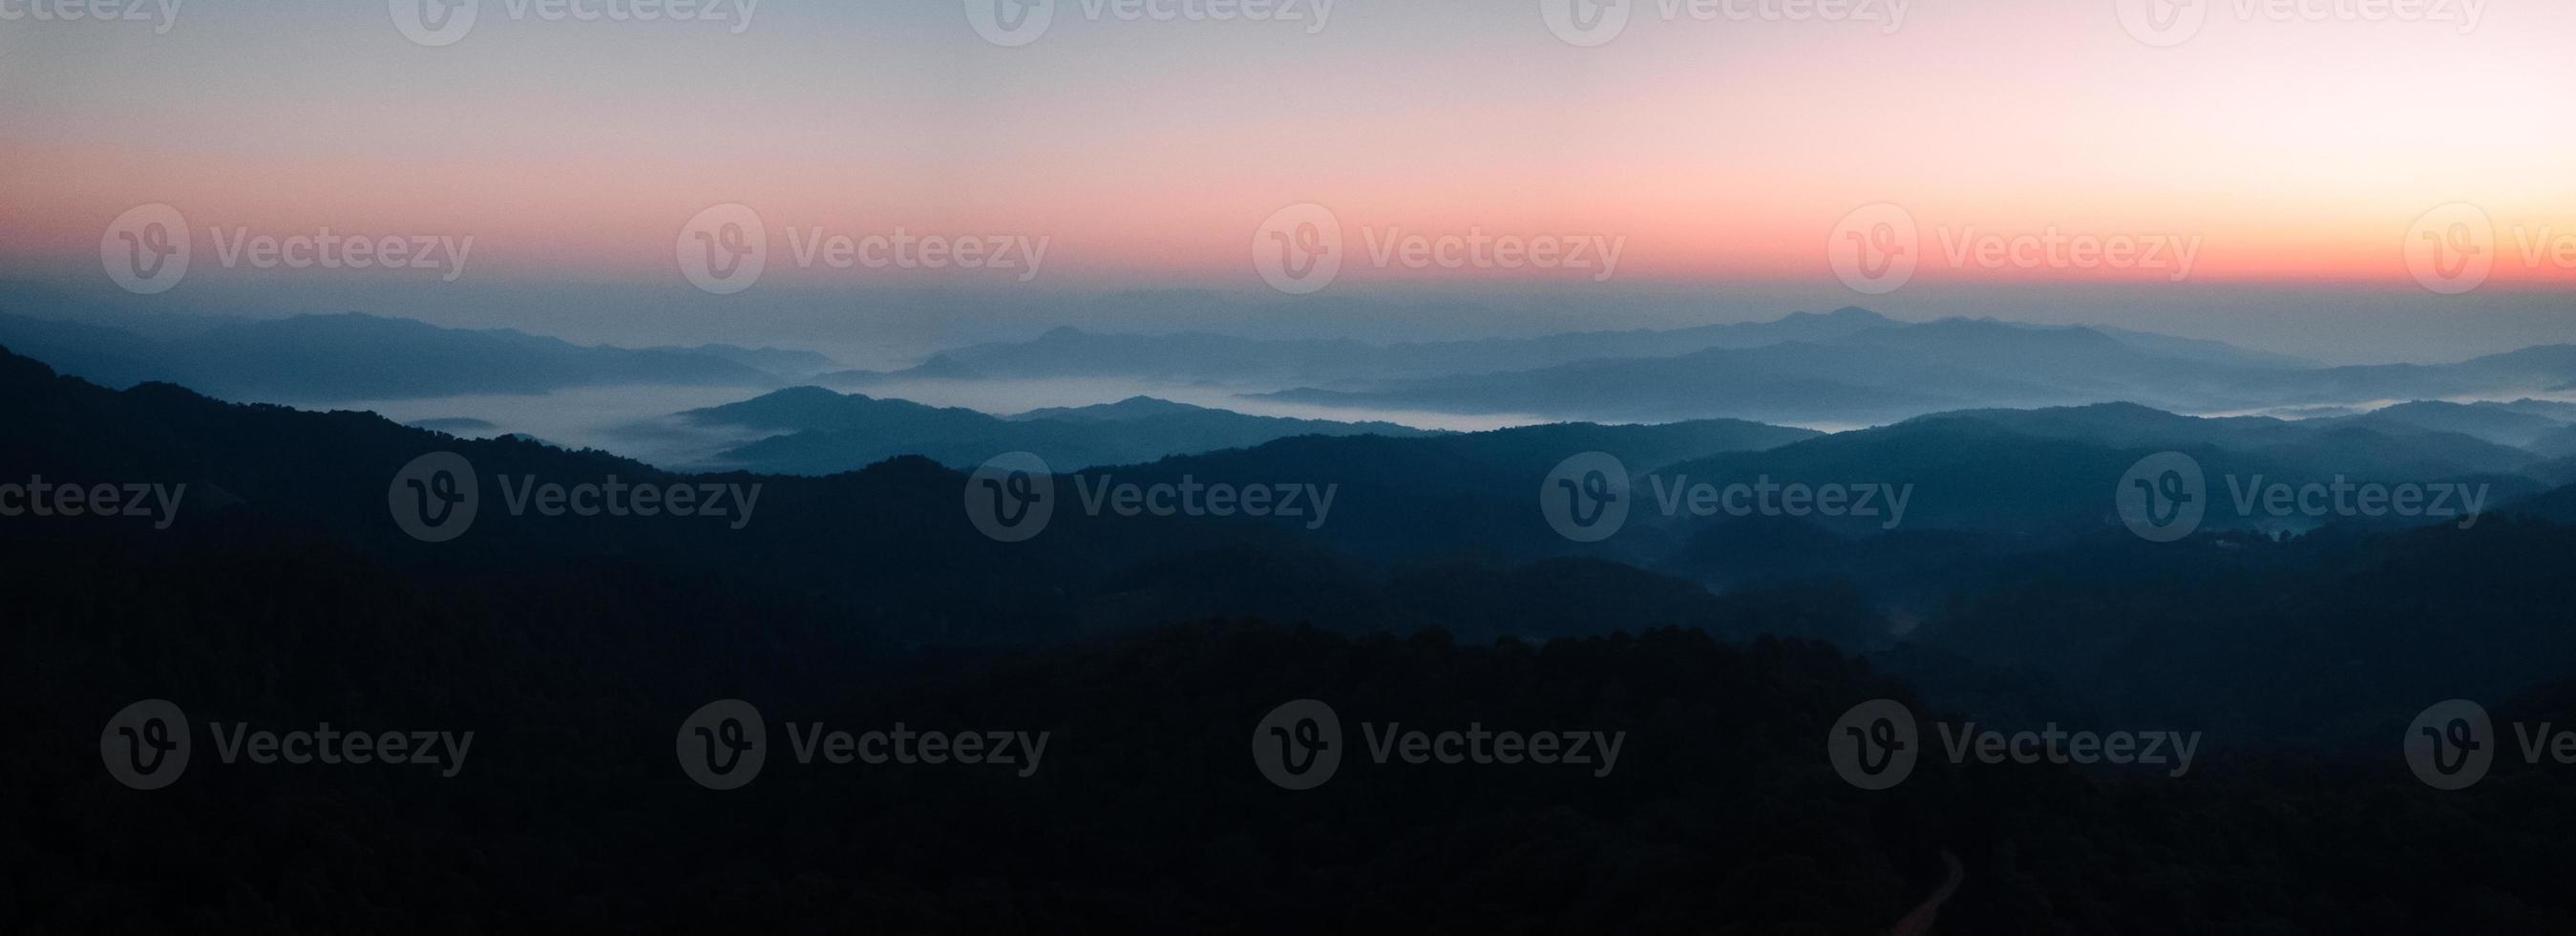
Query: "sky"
2 0 2572 364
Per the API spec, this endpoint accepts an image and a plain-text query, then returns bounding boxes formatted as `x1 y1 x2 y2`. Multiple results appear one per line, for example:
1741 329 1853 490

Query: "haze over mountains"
30 0 2576 925
805 306 2576 432
824 306 1914 385
7 293 2576 469
0 309 802 402
673 389 1437 473
1257 318 2576 426
16 297 2571 741
16 299 2576 482
15 321 2576 930
11 332 2576 748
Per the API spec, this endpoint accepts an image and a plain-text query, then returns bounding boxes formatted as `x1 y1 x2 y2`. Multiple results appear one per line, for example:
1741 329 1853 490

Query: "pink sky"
6 0 2574 291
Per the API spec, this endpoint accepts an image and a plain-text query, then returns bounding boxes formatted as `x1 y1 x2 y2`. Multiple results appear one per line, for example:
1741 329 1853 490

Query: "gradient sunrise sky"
2 0 2570 360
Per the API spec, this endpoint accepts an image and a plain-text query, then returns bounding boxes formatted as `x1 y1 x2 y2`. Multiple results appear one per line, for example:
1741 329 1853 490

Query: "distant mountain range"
800 306 2576 429
673 387 1440 474
0 341 1854 650
13 298 2576 467
2313 399 2576 449
0 309 799 401
20 318 2576 932
821 306 1909 386
1254 318 2576 427
821 306 2312 389
12 334 2576 755
1003 399 2556 579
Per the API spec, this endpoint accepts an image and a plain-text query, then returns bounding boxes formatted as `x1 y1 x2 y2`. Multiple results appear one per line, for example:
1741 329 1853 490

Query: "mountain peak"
758 385 854 403
1008 395 1207 423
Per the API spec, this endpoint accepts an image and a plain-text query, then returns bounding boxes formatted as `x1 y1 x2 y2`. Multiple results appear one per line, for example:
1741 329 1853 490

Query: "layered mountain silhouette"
1259 318 2576 426
2312 398 2576 447
821 306 1905 387
18 301 2576 442
0 343 1853 649
0 309 788 400
14 330 2572 707
676 387 1437 473
17 337 2576 931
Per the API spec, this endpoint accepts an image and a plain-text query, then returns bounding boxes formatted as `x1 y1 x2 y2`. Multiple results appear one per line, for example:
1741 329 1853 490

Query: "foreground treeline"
16 585 2576 934
9 344 2576 932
